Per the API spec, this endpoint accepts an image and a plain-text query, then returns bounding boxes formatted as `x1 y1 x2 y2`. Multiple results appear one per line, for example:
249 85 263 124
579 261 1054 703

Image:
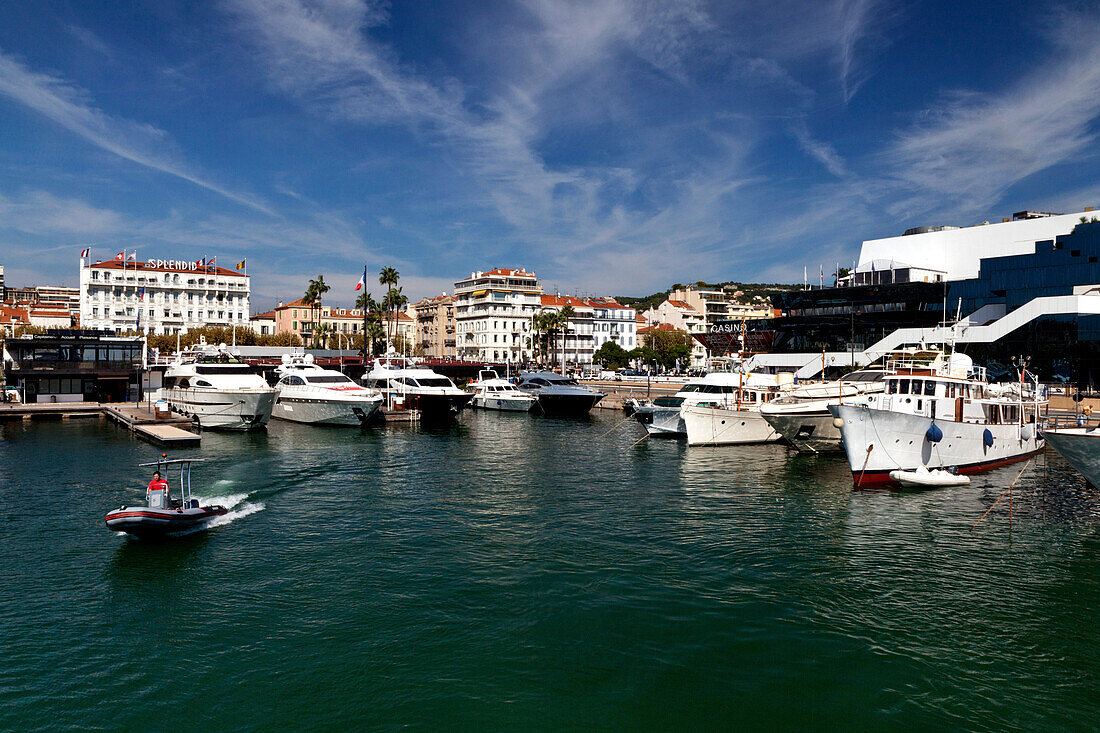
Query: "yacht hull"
164 388 276 431
761 410 840 453
471 395 535 412
1042 427 1100 486
633 405 686 436
832 404 1044 486
681 403 781 446
535 393 603 417
272 396 382 426
389 392 472 419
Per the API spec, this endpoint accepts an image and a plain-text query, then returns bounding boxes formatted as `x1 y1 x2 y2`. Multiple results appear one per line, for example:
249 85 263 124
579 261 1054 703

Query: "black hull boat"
535 392 603 417
105 503 227 538
409 392 474 419
105 455 228 539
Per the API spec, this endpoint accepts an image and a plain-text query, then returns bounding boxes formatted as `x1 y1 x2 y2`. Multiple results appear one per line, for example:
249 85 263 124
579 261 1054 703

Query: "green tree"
303 275 330 348
378 266 399 348
642 328 694 371
593 341 629 369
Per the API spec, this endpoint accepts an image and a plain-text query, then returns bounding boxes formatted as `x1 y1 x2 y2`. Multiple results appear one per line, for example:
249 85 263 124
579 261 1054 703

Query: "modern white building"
857 208 1099 281
80 257 250 334
454 268 543 362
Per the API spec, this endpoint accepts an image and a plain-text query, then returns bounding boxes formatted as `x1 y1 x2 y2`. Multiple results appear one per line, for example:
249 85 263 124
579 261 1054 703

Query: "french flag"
355 273 365 291
80 248 90 258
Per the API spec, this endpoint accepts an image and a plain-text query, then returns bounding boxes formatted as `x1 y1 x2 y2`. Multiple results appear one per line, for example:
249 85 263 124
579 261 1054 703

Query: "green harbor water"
1 411 1098 730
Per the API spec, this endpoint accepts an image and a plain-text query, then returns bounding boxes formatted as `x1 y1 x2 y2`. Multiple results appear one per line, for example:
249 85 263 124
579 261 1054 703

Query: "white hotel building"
80 258 250 335
454 268 543 363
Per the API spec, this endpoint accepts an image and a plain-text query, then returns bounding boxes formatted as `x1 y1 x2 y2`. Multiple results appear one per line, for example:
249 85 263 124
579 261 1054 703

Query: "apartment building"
587 297 637 352
454 268 543 363
411 295 456 358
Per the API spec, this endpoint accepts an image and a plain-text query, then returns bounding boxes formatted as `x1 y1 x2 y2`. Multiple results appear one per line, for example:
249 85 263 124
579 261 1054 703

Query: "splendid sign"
149 258 204 270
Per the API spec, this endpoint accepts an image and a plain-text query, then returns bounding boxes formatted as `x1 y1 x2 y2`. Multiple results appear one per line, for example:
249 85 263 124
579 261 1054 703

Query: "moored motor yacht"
680 371 792 446
760 368 889 452
272 353 383 426
469 369 537 412
830 352 1045 486
362 355 472 419
516 371 604 416
1041 424 1100 486
161 346 276 431
105 457 227 538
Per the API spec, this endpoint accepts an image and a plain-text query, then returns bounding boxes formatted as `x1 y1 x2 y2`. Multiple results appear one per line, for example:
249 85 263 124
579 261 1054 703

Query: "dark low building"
2 330 143 403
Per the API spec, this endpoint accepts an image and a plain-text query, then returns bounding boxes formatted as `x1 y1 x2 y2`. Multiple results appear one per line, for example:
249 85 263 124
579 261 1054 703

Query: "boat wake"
175 490 264 534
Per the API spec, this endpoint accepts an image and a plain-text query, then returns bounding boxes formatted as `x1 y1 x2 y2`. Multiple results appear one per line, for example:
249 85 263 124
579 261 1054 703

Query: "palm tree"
383 286 407 353
378 266 399 349
303 275 330 348
314 322 332 349
557 305 574 370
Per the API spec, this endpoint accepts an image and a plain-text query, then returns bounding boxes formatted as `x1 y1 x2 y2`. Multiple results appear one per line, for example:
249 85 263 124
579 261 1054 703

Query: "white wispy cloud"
0 190 124 235
881 12 1100 217
0 49 276 215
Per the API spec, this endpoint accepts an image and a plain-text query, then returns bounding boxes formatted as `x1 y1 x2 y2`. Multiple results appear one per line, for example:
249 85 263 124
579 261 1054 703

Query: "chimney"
278 300 283 308
1086 206 1095 212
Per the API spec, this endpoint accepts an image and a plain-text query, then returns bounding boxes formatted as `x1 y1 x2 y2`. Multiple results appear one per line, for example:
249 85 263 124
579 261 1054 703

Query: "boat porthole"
741 421 746 426
721 420 725 424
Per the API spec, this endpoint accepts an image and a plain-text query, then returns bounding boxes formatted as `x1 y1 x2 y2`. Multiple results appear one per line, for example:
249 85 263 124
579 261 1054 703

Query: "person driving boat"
146 471 170 508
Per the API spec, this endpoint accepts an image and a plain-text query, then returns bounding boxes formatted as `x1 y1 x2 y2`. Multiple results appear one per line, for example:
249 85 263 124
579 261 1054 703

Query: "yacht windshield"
195 364 254 374
417 378 454 388
307 375 354 384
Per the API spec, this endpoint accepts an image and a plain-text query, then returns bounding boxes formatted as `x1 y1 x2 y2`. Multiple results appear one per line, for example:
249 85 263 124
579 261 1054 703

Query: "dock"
103 404 201 446
0 401 104 420
380 408 420 423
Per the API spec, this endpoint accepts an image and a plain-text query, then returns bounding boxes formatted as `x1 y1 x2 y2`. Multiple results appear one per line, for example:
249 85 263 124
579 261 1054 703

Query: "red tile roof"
540 294 591 308
89 260 247 278
483 267 535 277
665 299 695 309
639 323 683 334
251 311 277 320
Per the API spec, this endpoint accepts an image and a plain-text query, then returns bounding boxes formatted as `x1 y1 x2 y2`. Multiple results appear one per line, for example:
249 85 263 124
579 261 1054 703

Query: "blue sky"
2 1 1100 310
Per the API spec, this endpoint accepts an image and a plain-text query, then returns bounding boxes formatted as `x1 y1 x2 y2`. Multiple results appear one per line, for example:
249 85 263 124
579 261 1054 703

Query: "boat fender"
983 428 994 447
925 423 943 443
1020 424 1034 441
832 416 845 429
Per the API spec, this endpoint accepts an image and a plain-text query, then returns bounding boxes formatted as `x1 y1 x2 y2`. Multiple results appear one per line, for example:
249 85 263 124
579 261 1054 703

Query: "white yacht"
760 369 889 452
633 372 750 437
1042 425 1100 486
161 346 276 431
830 352 1044 486
272 354 383 426
680 371 793 446
469 369 537 412
362 356 472 419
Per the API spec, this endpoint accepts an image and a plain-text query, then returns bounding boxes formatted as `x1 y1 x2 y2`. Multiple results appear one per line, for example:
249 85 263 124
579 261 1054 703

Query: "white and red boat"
830 352 1044 486
105 457 227 538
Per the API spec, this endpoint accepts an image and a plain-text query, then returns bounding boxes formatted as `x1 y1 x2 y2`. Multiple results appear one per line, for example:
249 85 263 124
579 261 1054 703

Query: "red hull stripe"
106 510 224 521
852 448 1044 486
